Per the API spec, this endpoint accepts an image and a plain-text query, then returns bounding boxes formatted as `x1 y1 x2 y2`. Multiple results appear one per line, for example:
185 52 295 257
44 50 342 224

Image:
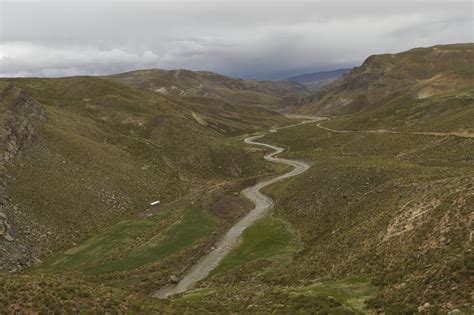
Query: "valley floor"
2 114 473 313
154 122 313 298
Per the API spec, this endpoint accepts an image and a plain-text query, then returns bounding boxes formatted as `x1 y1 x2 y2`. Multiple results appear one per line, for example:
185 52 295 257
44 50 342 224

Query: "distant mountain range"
105 69 311 110
285 68 351 92
285 68 351 83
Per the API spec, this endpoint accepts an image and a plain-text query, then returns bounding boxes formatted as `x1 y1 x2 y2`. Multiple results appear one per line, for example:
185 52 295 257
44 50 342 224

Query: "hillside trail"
152 117 323 299
316 123 474 138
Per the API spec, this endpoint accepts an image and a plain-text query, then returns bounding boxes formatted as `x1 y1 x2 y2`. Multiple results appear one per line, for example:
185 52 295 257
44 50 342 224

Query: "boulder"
169 275 180 284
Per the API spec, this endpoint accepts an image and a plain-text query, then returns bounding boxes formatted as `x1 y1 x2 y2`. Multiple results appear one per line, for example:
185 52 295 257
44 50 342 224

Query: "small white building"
150 200 160 206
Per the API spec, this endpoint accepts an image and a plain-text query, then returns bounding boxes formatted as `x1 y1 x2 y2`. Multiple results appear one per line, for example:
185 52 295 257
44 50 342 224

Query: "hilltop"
300 43 474 115
105 69 311 110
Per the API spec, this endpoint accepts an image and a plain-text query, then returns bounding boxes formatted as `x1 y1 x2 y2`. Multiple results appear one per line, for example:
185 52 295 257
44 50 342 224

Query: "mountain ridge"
300 43 474 115
286 68 351 83
104 68 311 111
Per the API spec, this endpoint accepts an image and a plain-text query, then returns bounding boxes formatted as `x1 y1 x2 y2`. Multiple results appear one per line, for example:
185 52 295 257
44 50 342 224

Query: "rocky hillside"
105 69 311 110
0 83 49 272
0 76 290 275
301 43 474 114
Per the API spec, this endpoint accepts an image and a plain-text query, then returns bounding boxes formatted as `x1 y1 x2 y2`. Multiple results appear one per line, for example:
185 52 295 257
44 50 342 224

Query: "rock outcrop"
0 83 48 272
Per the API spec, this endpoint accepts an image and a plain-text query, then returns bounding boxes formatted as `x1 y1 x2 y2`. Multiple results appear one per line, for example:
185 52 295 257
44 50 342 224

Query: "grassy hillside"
301 43 474 114
0 273 178 313
105 69 311 111
0 76 296 311
0 76 292 274
324 92 474 135
255 118 472 312
167 109 471 312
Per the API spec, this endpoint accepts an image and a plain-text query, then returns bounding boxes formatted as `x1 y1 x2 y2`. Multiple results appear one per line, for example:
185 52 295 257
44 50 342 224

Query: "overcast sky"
0 0 472 79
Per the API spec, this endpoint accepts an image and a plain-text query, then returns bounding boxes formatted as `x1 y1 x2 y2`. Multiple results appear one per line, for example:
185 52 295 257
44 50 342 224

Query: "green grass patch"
37 205 217 275
173 288 217 304
86 206 217 274
36 211 172 272
213 216 299 275
293 276 376 314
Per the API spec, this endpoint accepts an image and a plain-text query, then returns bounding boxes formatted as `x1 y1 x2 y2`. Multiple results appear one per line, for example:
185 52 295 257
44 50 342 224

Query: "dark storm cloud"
1 0 472 79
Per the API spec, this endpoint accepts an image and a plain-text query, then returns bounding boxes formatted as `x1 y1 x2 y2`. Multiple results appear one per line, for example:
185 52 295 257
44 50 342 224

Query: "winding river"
153 120 316 299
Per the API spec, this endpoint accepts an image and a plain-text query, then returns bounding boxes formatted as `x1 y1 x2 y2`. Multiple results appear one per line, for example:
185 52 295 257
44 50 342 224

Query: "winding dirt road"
152 122 313 299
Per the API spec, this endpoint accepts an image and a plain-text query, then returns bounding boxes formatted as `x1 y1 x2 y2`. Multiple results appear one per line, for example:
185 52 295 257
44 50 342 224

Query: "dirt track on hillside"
316 123 474 138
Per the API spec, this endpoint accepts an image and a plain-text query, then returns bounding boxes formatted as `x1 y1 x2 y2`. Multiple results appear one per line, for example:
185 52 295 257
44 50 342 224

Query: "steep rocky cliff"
0 83 48 272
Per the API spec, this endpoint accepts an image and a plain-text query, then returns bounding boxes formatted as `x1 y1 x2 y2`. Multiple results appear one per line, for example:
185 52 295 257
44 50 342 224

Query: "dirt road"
316 123 474 138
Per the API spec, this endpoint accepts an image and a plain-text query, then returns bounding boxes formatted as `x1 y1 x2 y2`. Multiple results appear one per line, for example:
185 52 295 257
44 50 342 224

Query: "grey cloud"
1 1 472 79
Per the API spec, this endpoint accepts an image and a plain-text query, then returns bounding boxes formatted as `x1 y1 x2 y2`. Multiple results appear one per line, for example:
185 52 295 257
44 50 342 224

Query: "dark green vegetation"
88 206 215 275
173 281 366 314
1 43 473 313
38 205 216 275
212 216 300 275
31 203 222 301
